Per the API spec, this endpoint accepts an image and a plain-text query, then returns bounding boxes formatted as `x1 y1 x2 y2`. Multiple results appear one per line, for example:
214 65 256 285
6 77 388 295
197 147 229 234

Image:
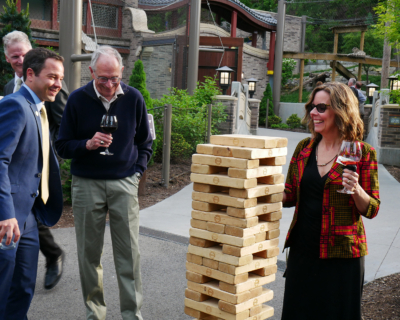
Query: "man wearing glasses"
56 45 153 320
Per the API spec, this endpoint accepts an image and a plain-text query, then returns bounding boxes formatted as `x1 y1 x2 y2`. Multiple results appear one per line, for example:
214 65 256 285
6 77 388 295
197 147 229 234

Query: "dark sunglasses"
307 103 330 113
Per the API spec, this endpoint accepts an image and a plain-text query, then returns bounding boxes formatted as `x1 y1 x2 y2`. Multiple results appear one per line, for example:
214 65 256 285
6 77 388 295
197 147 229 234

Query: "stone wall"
378 105 400 149
249 99 260 135
242 53 269 101
213 96 238 134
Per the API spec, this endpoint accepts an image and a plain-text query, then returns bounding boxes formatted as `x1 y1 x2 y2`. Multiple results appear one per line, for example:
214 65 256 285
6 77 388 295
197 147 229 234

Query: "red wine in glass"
100 114 118 156
337 141 362 194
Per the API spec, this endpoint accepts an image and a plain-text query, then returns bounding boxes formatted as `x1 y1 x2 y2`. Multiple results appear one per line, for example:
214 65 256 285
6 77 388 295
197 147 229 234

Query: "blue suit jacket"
0 87 63 228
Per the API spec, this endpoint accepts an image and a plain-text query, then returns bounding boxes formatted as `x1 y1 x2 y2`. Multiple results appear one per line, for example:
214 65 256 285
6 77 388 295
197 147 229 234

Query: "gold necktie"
15 78 23 92
40 105 50 204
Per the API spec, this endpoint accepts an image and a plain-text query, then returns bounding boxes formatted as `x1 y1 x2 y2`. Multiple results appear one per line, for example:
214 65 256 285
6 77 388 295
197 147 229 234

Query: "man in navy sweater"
56 46 152 320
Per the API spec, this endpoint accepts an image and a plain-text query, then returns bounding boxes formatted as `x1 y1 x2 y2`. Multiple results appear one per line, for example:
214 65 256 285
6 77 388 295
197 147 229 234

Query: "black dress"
281 147 365 320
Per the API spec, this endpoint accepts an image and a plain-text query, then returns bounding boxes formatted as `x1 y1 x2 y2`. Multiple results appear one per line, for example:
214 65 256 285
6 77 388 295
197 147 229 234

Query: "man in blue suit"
0 47 64 319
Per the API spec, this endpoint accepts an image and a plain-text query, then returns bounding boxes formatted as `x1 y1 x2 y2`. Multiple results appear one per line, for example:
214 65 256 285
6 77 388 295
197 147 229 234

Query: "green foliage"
60 159 72 204
151 77 227 162
286 114 303 129
280 90 311 103
271 123 289 129
341 28 384 58
238 0 277 12
390 89 400 104
373 0 400 49
259 83 274 126
0 0 35 94
305 24 336 54
282 58 296 87
129 59 153 109
268 115 282 126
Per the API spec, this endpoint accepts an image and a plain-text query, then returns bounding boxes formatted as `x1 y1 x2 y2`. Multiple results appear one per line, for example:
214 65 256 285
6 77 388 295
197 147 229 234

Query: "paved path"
29 129 400 319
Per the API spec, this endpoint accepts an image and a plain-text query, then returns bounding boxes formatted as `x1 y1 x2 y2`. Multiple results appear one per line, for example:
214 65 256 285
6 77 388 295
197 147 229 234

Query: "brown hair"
303 82 363 142
23 47 64 80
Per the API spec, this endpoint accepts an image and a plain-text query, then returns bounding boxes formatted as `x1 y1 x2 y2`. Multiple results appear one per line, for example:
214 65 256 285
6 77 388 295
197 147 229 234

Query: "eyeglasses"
307 103 330 113
93 72 121 84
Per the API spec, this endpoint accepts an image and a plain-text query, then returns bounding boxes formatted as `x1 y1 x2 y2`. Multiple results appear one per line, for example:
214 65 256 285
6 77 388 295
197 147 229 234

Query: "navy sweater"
55 81 153 179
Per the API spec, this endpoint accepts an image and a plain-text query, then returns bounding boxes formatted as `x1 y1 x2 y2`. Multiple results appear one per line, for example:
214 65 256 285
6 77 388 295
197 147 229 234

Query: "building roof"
138 0 277 26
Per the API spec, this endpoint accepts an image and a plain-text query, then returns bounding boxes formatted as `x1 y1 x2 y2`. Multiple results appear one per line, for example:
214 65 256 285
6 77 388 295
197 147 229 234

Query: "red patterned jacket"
284 138 380 258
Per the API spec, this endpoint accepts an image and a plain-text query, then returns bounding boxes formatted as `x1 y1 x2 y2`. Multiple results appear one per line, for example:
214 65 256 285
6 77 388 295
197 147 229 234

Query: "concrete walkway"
28 128 400 319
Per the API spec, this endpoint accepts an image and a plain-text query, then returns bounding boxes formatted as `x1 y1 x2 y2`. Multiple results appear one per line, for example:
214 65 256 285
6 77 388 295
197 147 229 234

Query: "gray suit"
4 78 69 142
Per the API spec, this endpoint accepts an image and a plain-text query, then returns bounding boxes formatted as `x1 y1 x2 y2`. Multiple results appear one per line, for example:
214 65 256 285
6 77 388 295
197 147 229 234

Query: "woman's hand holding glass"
337 141 362 195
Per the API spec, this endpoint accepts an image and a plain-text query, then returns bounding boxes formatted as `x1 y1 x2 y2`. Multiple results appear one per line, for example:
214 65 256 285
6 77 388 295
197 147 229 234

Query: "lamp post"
246 78 259 98
387 75 399 91
366 83 379 104
216 66 234 95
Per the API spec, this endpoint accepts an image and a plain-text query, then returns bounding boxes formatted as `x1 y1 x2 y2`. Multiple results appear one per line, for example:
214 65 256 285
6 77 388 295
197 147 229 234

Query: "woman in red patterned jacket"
281 82 380 320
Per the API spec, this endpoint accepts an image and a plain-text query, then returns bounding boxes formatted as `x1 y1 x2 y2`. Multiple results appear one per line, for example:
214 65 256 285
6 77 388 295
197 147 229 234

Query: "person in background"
355 81 367 116
0 47 64 319
56 45 152 320
348 78 366 116
2 30 68 290
281 82 380 320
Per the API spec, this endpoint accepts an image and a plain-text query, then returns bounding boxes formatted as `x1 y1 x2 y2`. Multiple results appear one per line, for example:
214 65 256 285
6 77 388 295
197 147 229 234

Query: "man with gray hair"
56 45 153 320
348 78 366 115
3 30 67 290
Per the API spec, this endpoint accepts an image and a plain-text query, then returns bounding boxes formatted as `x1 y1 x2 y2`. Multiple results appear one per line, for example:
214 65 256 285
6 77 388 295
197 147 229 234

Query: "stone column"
248 98 260 135
212 95 238 134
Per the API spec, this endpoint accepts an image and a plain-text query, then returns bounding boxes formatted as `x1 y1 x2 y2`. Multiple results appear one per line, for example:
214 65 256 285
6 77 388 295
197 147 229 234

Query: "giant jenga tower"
184 134 288 320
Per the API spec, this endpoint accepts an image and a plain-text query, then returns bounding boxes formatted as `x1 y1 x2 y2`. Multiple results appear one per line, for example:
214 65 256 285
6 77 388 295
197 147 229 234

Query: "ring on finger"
100 140 104 145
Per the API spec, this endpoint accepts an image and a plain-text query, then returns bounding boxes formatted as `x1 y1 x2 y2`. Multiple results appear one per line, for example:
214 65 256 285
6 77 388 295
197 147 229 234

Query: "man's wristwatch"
135 172 142 181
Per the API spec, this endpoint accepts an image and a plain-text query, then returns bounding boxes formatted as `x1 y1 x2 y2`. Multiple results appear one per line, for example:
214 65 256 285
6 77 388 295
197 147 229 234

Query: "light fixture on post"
366 83 379 104
216 66 234 95
246 78 259 98
387 75 399 91
169 63 172 73
241 72 244 80
392 74 400 91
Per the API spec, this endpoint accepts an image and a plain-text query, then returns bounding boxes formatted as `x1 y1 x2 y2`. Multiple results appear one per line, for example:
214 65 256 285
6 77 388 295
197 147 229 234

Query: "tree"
128 59 153 109
373 0 400 48
0 0 35 94
259 83 274 126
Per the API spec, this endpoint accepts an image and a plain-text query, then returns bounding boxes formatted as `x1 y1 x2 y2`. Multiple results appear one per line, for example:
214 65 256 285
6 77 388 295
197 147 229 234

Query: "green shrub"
268 115 282 126
282 58 297 87
259 83 274 126
60 159 72 204
129 59 153 109
271 123 289 129
286 114 302 129
390 89 400 104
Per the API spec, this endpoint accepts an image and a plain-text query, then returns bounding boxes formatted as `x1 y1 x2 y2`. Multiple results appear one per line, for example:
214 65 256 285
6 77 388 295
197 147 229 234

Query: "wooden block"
258 210 282 222
203 258 219 270
259 156 286 166
248 286 263 299
194 183 226 193
187 262 248 285
186 270 213 283
254 247 280 259
192 164 226 174
192 191 257 209
250 265 278 277
207 222 225 234
186 288 210 302
184 306 201 318
192 219 208 230
225 221 280 238
255 232 266 242
229 184 284 199
249 304 263 317
243 305 274 320
185 298 250 320
188 245 253 267
219 273 275 294
191 173 257 189
197 144 215 155
218 257 277 275
190 236 219 248
193 201 226 212
210 135 288 149
192 210 258 228
258 193 283 203
258 174 284 185
227 202 282 219
187 280 255 305
222 238 279 257
218 288 273 314
193 154 260 169
190 228 256 247
265 229 280 240
228 166 282 179
187 253 203 265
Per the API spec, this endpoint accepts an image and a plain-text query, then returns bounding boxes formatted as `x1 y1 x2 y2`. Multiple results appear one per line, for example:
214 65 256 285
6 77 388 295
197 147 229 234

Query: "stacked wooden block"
184 134 288 320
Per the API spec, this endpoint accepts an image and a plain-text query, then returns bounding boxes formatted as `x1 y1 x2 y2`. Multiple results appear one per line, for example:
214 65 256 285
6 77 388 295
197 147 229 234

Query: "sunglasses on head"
307 103 330 113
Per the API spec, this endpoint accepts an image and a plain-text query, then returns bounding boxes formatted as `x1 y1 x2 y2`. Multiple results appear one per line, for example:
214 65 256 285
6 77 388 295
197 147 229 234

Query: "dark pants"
0 211 40 320
38 223 63 264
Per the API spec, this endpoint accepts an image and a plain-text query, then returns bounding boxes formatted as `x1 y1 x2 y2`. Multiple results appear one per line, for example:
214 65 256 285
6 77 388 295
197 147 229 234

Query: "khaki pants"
72 174 143 320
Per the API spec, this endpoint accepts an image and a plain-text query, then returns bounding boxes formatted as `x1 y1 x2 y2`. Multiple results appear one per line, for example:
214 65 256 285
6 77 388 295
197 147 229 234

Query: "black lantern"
366 83 379 104
246 78 259 98
216 66 234 95
387 74 400 91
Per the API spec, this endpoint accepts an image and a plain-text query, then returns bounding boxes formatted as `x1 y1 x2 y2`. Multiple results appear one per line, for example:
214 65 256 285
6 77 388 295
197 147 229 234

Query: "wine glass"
0 233 17 251
337 141 362 194
100 114 118 156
